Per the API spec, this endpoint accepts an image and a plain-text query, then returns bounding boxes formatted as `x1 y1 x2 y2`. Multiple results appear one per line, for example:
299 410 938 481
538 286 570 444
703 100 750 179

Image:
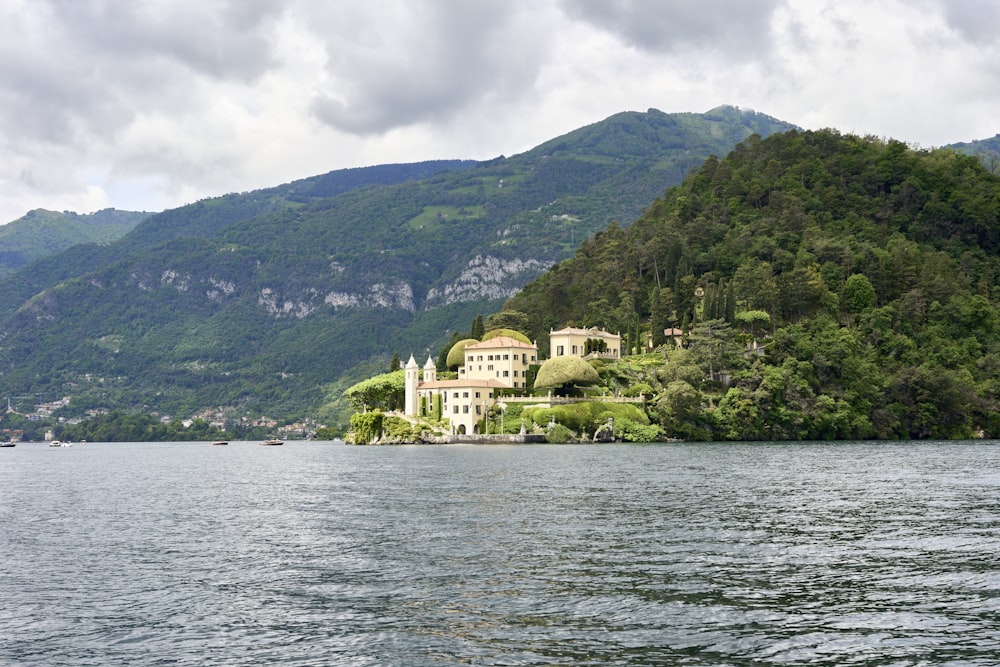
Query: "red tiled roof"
465 336 536 350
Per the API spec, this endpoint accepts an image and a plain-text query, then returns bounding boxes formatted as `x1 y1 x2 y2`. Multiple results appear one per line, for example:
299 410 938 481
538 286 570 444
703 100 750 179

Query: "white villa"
549 326 623 360
404 336 539 435
403 329 630 435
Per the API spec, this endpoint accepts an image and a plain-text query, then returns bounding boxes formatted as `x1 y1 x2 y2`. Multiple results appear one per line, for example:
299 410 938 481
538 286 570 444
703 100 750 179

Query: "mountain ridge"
0 208 151 278
500 128 1000 439
0 107 852 434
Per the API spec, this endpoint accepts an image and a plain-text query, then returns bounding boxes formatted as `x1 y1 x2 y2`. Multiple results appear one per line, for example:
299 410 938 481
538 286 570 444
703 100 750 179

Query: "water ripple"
1 440 999 665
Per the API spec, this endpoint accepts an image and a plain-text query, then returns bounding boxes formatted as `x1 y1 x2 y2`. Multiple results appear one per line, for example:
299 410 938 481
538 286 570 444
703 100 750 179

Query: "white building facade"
404 336 539 435
549 326 623 360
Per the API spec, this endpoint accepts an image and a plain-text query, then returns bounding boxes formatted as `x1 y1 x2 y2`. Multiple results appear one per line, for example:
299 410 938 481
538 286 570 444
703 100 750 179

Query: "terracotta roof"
465 336 537 350
550 326 620 338
418 379 509 389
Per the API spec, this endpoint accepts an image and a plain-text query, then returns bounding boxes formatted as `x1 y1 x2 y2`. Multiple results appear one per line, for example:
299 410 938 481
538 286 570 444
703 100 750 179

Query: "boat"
49 440 72 447
260 438 284 446
210 441 229 446
0 441 15 448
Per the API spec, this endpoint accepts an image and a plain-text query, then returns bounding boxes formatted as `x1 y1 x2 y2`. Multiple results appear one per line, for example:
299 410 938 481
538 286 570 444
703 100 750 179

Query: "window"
475 392 481 398
503 354 509 360
513 354 519 361
463 391 469 398
488 364 494 371
453 406 459 414
453 392 459 399
475 405 481 414
557 345 564 355
503 370 509 377
513 370 519 377
463 405 469 414
572 345 578 355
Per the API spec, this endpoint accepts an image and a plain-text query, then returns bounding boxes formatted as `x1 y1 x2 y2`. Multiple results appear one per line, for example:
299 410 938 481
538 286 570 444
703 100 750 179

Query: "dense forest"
502 129 1000 440
0 208 149 277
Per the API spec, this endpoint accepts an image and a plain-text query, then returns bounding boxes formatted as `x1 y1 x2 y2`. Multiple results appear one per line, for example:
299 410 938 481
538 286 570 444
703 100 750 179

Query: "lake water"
1 440 999 666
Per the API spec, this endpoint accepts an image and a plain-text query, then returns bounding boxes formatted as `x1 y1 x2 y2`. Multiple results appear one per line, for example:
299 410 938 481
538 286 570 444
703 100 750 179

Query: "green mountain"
503 129 1000 439
0 208 151 278
0 107 796 430
948 134 1000 173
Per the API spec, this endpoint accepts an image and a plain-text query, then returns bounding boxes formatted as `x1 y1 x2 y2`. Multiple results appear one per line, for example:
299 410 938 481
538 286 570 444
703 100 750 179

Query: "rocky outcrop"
593 418 617 443
424 255 548 306
260 281 416 319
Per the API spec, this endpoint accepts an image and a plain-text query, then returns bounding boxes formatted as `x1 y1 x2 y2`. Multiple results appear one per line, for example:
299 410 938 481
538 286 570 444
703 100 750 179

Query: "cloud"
1 0 999 224
559 0 783 56
308 2 552 134
939 0 1000 44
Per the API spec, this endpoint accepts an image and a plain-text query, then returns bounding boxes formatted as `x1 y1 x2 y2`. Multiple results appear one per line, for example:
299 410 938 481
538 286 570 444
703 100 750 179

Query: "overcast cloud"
1 0 998 223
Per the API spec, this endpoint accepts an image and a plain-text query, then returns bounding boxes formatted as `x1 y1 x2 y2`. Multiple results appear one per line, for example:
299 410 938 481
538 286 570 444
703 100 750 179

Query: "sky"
2 0 999 224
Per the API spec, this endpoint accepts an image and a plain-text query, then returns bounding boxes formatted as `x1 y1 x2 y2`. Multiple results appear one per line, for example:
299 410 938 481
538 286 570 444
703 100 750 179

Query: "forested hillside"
0 208 150 277
949 134 1000 172
504 130 1000 439
0 107 796 433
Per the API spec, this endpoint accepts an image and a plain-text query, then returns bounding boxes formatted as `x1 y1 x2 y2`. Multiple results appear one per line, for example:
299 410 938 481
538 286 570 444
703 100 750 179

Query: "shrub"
350 411 383 445
382 415 415 441
524 401 650 437
446 339 480 369
545 423 576 443
534 356 601 393
615 418 665 442
623 382 654 398
482 328 531 343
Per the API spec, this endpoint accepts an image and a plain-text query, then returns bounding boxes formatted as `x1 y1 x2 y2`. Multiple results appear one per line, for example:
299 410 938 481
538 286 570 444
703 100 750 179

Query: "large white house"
549 326 622 359
403 329 624 435
404 336 539 435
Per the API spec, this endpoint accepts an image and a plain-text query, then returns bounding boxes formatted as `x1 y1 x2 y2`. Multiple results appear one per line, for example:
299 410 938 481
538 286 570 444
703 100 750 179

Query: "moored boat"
260 438 284 446
0 440 15 447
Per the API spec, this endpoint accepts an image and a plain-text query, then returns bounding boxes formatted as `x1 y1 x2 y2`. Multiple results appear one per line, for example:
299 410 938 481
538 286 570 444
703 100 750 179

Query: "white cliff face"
368 282 415 310
322 283 415 311
424 255 547 306
160 269 190 292
206 278 236 302
124 263 423 320
260 281 416 319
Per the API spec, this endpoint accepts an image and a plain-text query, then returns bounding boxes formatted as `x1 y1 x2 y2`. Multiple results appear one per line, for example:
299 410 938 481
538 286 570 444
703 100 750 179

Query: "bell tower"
404 354 420 416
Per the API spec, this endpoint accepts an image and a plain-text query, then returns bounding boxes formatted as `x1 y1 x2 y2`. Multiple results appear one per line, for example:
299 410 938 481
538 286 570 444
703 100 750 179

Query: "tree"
735 310 771 339
344 371 405 411
437 332 461 371
481 328 531 343
485 309 529 332
687 318 739 382
534 357 601 395
471 314 485 340
844 273 877 315
446 339 480 370
389 352 401 372
655 380 703 438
